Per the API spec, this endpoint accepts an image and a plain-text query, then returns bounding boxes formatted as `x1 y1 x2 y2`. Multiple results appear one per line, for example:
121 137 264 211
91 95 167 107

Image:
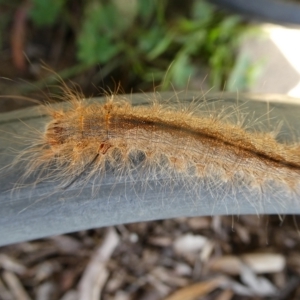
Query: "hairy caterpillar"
3 87 300 199
1 87 300 246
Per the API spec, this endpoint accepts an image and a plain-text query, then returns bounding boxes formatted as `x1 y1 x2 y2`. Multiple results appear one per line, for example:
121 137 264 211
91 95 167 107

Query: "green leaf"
138 27 166 53
147 33 174 60
77 33 121 65
77 1 127 65
30 0 65 26
191 0 214 23
138 0 155 23
162 53 195 89
227 53 264 91
84 1 131 38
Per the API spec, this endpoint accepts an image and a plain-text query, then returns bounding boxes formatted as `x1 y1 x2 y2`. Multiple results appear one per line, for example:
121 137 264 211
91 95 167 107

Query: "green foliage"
27 0 253 90
227 53 264 92
30 0 65 26
77 1 127 65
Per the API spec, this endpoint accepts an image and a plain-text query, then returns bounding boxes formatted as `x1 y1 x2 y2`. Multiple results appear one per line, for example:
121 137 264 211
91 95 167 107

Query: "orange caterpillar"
14 88 300 198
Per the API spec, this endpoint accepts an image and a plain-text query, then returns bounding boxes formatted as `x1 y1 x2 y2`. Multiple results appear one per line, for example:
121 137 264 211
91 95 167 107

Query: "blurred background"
1 0 300 107
0 0 259 111
1 0 300 299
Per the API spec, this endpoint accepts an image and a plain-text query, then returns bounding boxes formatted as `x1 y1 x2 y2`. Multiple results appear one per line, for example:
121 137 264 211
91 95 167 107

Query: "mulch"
0 215 300 300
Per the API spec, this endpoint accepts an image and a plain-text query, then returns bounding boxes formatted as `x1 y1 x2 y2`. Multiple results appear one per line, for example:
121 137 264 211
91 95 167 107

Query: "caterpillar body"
2 90 300 215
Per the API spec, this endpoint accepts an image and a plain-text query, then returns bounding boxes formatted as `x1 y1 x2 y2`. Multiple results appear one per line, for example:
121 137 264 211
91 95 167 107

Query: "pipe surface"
210 0 300 25
0 91 300 246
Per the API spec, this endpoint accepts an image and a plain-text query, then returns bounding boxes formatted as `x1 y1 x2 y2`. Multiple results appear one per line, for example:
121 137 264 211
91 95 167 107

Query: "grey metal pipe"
210 0 300 25
0 91 300 246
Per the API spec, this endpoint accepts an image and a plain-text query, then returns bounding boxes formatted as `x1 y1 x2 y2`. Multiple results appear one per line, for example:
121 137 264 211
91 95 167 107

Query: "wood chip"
173 234 207 254
114 291 131 300
2 271 31 300
174 263 192 276
210 253 286 275
0 254 26 275
235 224 250 244
163 277 227 300
200 240 214 262
187 217 211 230
148 236 172 247
78 227 119 300
50 236 82 253
240 264 277 296
209 255 242 275
0 277 14 300
215 289 234 300
36 282 56 300
34 261 60 282
151 267 188 287
241 253 286 274
147 273 171 297
60 290 79 300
